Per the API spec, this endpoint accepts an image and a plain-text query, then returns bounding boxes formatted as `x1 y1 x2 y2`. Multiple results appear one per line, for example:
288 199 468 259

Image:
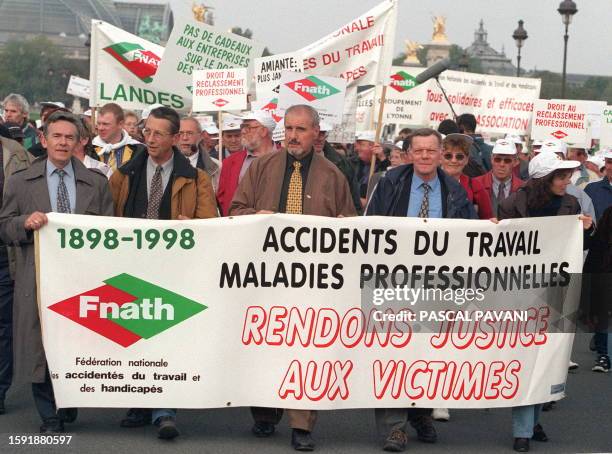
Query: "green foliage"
0 36 88 106
530 71 612 102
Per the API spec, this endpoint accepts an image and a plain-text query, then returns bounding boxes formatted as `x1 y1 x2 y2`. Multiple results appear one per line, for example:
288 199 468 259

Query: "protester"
210 116 243 160
109 106 217 439
178 116 220 190
349 130 389 208
396 127 412 140
367 128 476 452
3 123 25 145
498 151 592 452
0 111 113 432
216 111 275 216
437 118 459 135
441 133 493 220
123 110 140 139
93 103 144 170
2 94 38 150
568 147 599 189
585 153 605 178
230 104 356 451
201 123 220 152
506 134 530 180
73 118 113 178
473 138 524 216
365 140 411 204
457 113 492 173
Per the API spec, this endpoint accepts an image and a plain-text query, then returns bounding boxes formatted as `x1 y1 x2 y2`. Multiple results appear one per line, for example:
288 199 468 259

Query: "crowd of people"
0 92 610 453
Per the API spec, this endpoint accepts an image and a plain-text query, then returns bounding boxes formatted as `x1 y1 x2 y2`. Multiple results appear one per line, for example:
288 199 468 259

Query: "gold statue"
403 40 423 65
192 3 207 23
432 16 448 43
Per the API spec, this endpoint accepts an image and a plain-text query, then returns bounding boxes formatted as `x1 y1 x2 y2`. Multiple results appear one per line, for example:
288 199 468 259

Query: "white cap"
394 140 404 150
539 138 568 157
532 139 543 147
83 109 92 117
319 121 333 132
40 101 65 109
141 103 165 120
587 154 605 170
505 133 524 145
222 115 242 131
203 123 219 135
601 148 612 160
240 110 276 133
529 152 580 179
355 130 376 142
492 139 517 156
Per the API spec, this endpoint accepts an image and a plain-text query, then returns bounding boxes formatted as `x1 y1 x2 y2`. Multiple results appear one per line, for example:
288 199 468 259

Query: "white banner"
278 71 347 125
192 68 248 112
38 214 582 409
601 105 612 148
531 99 595 146
255 52 304 100
154 1 264 105
66 75 91 100
89 20 186 110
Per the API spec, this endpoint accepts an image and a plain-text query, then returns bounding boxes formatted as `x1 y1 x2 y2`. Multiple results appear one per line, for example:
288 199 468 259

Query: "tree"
0 36 88 107
230 26 271 57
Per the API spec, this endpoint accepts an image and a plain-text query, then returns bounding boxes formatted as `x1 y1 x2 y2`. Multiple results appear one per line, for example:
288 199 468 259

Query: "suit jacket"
0 156 113 383
217 150 247 216
230 150 356 217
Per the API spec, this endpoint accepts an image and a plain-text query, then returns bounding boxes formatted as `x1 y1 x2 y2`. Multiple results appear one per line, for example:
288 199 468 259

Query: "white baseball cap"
83 109 92 117
601 148 612 160
587 154 605 171
492 139 517 156
203 123 219 135
240 110 276 133
539 138 568 157
532 139 543 147
505 133 524 145
141 103 165 120
40 101 66 109
355 130 376 142
319 121 333 133
222 116 242 131
394 140 404 150
529 151 580 179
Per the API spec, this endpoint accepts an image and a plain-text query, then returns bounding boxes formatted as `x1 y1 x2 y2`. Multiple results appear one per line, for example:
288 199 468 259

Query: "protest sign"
278 71 347 125
531 99 596 146
355 87 376 132
66 76 91 100
39 213 582 410
89 20 186 110
154 0 264 103
601 105 612 148
192 68 248 112
255 52 304 100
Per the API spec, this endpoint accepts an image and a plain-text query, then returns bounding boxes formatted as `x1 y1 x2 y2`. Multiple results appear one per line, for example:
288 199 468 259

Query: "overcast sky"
200 0 611 76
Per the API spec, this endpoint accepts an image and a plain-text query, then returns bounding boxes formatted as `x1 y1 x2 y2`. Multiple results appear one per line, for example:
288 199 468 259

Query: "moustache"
288 140 300 145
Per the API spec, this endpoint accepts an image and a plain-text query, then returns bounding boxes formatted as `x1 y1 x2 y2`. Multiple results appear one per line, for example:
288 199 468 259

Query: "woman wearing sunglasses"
440 133 493 219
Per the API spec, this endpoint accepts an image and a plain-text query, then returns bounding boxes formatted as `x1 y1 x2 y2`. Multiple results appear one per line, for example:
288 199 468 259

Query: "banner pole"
218 111 224 163
369 85 387 179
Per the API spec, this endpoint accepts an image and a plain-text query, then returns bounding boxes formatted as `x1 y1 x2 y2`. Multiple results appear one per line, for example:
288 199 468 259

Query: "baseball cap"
601 148 612 160
240 110 276 133
40 101 66 110
222 116 242 131
203 123 219 135
539 138 568 157
83 109 92 117
492 139 517 156
394 140 404 149
355 130 375 142
587 154 605 171
529 151 580 179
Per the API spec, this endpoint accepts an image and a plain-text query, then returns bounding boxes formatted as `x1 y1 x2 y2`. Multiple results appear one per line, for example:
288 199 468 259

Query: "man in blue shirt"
366 128 475 452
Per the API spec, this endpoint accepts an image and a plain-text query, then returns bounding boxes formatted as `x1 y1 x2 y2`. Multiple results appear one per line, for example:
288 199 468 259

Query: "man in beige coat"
230 105 356 451
0 112 113 433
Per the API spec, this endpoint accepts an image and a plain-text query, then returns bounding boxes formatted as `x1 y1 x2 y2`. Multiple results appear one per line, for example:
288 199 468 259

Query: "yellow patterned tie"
286 161 303 214
107 150 117 170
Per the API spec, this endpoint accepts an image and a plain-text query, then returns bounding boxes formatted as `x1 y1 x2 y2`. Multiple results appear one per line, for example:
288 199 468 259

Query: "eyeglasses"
178 131 196 137
443 153 466 161
240 124 262 132
411 148 440 156
142 128 174 139
493 156 514 164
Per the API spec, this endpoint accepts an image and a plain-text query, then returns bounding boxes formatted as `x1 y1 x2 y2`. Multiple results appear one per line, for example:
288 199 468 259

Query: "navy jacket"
584 177 612 222
365 164 477 219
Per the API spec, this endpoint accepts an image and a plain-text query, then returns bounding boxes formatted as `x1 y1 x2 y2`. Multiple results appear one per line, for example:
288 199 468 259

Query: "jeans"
152 409 176 424
594 332 609 356
0 253 13 401
512 404 542 438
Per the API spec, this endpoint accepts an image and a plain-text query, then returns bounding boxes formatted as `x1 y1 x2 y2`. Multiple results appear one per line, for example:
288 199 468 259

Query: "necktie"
498 182 506 200
285 161 303 214
106 150 117 170
146 165 163 219
418 183 430 218
56 169 71 213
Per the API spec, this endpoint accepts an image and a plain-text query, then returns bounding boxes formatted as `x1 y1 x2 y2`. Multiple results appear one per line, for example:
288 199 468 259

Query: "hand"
579 215 593 230
177 215 191 220
488 218 499 224
372 143 385 160
337 214 344 218
24 212 48 231
256 210 275 214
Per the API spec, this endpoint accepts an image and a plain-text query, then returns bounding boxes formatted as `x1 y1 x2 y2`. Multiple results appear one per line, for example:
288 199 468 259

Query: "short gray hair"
43 111 81 141
181 116 202 133
284 104 320 128
3 93 30 116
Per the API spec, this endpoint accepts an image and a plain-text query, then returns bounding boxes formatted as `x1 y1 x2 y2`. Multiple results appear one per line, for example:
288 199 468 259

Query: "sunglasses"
493 156 514 164
443 153 466 161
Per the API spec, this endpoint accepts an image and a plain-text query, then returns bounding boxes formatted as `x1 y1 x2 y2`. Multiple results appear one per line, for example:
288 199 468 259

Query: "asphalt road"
0 334 609 454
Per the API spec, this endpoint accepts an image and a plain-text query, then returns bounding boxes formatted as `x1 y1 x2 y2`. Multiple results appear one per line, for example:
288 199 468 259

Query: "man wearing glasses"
366 128 475 452
177 116 220 191
109 107 218 439
216 111 276 216
473 139 524 216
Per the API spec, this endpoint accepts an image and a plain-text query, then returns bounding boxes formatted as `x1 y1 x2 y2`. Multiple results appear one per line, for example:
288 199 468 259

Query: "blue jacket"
365 164 477 219
584 177 612 222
